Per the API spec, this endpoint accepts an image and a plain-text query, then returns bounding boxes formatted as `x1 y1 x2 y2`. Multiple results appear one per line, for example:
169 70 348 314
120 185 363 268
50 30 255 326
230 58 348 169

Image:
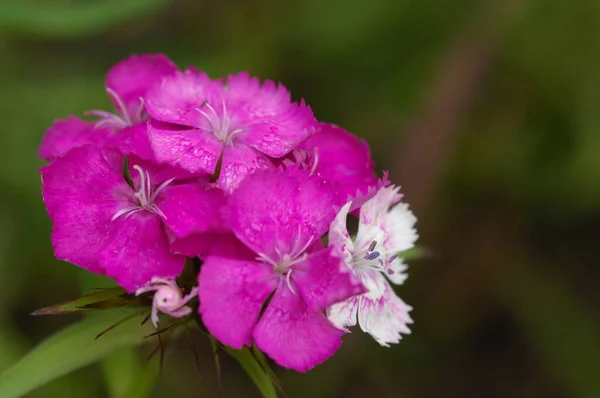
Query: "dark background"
0 0 599 397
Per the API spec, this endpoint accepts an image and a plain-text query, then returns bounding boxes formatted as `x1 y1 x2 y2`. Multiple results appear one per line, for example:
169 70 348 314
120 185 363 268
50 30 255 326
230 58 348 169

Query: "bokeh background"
1 0 599 397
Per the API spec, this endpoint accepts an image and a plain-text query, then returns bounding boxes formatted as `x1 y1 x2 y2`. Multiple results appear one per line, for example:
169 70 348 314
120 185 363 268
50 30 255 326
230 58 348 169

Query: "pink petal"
147 121 223 174
216 144 273 193
115 123 156 161
253 286 344 372
106 53 178 109
40 145 125 273
98 213 185 292
160 182 227 239
40 144 124 219
224 72 318 158
294 248 365 311
145 68 220 127
301 123 377 187
49 197 120 275
199 254 278 349
227 168 336 260
38 116 112 161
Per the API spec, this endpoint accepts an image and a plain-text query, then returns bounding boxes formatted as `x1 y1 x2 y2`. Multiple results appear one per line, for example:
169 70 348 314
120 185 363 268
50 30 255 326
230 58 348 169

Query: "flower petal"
38 116 112 161
224 72 318 158
253 286 344 372
228 168 336 259
327 296 359 331
145 68 219 127
381 201 418 254
328 201 354 268
106 53 178 109
40 145 125 272
147 120 223 174
199 251 277 349
357 281 413 347
216 144 272 193
300 123 376 187
384 257 408 285
294 248 365 311
98 214 185 292
160 182 227 239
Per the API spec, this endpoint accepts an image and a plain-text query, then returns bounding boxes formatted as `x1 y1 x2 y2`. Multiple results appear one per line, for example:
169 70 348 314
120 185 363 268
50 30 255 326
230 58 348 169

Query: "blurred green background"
1 0 599 397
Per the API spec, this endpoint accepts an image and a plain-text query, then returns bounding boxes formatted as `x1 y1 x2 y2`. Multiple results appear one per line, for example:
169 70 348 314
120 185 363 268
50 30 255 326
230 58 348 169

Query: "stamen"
112 165 173 221
368 240 377 252
365 251 380 261
309 148 319 176
135 97 146 122
106 87 132 126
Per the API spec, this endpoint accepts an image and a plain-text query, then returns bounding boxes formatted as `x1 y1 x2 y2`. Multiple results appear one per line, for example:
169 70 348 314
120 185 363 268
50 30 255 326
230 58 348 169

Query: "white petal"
357 282 413 347
327 296 359 331
328 201 355 267
384 257 408 285
381 202 418 253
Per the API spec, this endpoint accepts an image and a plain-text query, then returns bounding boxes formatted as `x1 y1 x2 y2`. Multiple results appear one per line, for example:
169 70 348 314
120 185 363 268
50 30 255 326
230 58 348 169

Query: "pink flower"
145 70 318 191
89 53 178 131
284 123 387 210
198 169 365 371
38 54 178 162
136 276 198 327
40 144 225 292
327 185 418 346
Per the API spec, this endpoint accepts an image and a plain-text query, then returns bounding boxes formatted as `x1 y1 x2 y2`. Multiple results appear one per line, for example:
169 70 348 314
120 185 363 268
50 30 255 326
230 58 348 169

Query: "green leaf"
30 287 139 315
0 0 168 39
0 310 152 398
223 346 277 398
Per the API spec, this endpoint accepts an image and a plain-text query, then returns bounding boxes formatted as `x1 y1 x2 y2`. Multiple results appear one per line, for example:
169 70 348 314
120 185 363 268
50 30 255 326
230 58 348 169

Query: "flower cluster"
38 54 418 372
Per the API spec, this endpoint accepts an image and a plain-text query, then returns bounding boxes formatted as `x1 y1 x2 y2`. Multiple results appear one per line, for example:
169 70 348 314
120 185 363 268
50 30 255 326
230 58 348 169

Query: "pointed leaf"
0 310 153 398
31 287 142 315
223 346 277 398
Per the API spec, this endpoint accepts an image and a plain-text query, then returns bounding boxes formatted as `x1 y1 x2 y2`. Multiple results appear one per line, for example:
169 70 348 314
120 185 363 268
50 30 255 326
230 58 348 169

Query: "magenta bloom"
38 54 178 162
198 169 364 371
284 123 386 208
145 70 318 191
41 144 225 292
89 53 178 131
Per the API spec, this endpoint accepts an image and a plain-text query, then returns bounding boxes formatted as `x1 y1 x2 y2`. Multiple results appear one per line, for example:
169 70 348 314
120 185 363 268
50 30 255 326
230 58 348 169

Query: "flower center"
112 165 174 221
256 229 315 294
88 88 146 130
196 100 244 144
355 240 398 275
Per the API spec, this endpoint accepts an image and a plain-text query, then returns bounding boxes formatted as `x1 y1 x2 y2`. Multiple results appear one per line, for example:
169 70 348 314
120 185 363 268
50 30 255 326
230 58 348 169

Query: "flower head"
88 54 178 131
198 169 364 371
327 185 418 346
40 145 225 292
145 71 318 191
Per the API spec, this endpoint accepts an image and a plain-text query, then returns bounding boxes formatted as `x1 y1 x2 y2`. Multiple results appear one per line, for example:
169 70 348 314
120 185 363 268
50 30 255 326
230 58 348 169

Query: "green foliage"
0 311 153 398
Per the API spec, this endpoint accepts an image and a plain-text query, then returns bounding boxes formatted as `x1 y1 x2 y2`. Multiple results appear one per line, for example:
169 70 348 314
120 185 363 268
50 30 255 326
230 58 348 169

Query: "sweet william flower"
145 70 318 192
284 123 389 210
327 185 417 346
40 144 225 292
198 168 365 371
38 54 178 162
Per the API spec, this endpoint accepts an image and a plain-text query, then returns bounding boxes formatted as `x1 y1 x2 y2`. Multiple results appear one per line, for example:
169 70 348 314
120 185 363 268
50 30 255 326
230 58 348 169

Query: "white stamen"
309 147 319 176
112 165 174 221
106 87 132 126
196 100 244 144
